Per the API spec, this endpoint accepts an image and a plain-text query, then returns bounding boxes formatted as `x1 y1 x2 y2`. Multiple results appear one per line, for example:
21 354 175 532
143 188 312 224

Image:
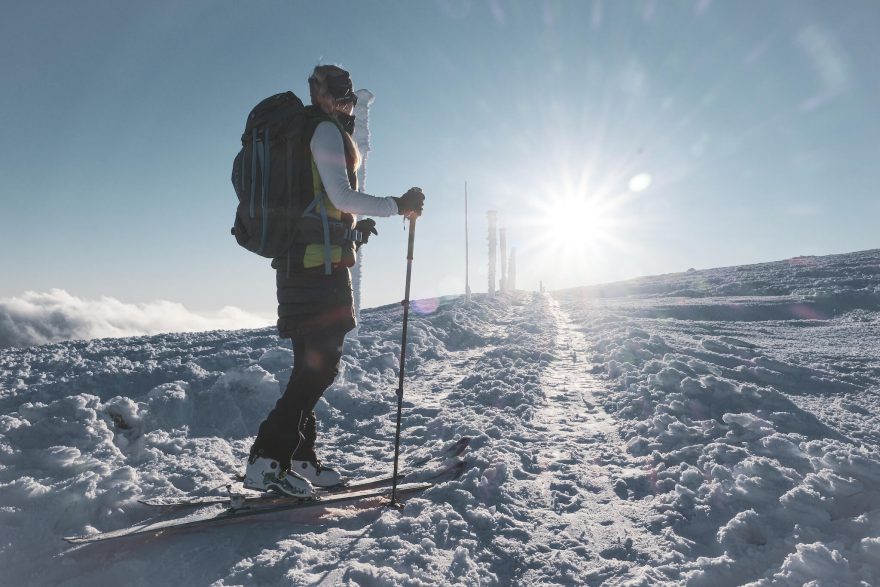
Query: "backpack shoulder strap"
302 106 337 141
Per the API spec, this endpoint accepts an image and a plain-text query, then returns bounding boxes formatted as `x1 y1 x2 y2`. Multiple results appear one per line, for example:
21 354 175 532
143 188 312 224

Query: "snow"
2 249 880 585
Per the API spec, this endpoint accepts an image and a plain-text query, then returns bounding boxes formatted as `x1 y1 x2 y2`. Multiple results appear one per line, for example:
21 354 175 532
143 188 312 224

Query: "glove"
392 187 425 218
354 218 377 250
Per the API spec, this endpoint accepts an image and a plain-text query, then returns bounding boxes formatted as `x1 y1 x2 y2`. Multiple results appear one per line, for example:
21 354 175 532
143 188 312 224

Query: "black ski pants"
250 330 346 464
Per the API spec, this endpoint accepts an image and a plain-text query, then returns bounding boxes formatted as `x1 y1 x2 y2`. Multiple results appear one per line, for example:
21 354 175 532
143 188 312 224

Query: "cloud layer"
0 289 273 349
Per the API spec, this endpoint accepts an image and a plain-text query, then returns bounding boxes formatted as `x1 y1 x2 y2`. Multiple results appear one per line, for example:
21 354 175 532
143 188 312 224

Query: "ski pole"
390 215 416 507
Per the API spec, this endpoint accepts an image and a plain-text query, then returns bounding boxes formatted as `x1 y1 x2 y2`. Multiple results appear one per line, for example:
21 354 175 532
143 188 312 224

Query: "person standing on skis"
244 65 425 497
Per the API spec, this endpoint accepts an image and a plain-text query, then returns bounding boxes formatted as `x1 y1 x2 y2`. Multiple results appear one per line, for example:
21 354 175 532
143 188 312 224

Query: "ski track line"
394 293 673 585
533 297 672 584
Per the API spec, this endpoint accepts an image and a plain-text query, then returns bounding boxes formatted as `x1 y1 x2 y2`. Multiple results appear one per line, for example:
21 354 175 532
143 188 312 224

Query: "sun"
522 184 632 272
495 133 652 288
539 193 615 251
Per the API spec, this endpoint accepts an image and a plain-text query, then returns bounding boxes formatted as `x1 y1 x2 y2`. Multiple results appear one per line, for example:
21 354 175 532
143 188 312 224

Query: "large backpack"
230 92 311 258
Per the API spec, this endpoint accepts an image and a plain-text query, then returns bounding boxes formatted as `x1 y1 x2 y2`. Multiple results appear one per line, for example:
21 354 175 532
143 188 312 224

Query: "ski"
140 436 471 509
64 482 433 545
139 469 400 508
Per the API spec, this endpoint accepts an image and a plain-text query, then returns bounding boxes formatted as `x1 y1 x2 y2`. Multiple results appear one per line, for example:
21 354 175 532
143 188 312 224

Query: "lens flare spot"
628 173 652 193
790 304 827 321
412 298 439 315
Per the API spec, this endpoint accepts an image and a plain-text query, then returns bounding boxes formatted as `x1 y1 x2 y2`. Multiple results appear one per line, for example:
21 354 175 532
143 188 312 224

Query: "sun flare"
497 124 654 289
538 195 615 251
522 184 633 272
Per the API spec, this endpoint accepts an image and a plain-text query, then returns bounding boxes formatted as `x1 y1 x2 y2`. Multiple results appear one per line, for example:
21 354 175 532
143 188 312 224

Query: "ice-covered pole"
487 211 497 297
509 247 517 291
499 228 508 292
354 89 374 190
350 89 375 337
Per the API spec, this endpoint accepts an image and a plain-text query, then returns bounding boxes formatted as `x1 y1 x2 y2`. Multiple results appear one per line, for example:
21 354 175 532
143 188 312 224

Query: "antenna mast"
465 182 471 303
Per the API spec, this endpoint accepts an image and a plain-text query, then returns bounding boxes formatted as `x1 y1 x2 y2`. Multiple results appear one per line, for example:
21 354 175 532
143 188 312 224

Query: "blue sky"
2 0 878 320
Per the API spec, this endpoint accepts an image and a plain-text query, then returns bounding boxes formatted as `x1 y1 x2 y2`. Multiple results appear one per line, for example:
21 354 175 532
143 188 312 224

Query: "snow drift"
1 249 879 585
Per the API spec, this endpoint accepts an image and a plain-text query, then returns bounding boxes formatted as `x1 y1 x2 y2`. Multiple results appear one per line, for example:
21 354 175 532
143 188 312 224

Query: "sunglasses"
309 76 358 105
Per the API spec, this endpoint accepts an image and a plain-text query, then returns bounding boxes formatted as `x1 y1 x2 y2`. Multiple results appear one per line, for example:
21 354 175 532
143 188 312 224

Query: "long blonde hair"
309 65 361 171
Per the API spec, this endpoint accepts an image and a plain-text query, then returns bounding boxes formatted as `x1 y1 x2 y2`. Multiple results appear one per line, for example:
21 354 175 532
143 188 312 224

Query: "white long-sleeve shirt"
310 121 398 217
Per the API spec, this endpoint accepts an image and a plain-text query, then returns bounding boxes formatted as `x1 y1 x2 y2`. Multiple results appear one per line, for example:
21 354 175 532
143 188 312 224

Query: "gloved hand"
354 218 377 250
392 187 425 218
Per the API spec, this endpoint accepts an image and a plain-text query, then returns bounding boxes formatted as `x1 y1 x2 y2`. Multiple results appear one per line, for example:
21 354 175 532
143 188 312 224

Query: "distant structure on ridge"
509 247 516 291
487 210 497 297
499 228 508 292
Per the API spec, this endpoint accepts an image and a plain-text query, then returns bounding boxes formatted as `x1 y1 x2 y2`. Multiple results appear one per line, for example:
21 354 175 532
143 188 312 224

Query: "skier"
244 65 425 497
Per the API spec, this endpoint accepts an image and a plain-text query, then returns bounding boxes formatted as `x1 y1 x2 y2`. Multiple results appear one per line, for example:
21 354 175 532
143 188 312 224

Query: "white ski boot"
244 456 314 498
290 458 344 488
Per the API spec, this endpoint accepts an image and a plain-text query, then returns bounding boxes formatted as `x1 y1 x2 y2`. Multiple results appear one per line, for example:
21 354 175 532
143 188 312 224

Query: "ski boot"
244 455 314 498
290 457 344 488
291 413 345 488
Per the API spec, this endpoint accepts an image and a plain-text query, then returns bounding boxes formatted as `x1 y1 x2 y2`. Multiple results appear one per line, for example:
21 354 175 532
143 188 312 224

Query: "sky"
2 0 879 327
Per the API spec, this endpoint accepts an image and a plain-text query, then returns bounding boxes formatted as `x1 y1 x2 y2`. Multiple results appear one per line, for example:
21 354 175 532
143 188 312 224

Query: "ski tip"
64 534 99 545
138 496 182 507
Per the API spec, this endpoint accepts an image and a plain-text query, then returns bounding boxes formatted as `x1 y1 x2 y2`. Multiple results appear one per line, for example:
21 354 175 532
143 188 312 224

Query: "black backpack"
230 92 311 258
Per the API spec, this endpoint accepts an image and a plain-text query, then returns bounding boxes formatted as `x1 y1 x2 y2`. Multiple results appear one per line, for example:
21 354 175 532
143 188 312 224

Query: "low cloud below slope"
0 289 272 349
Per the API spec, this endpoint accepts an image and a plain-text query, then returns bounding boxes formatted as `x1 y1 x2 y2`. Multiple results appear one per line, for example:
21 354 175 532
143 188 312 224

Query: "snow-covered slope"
556 249 880 585
2 249 879 585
